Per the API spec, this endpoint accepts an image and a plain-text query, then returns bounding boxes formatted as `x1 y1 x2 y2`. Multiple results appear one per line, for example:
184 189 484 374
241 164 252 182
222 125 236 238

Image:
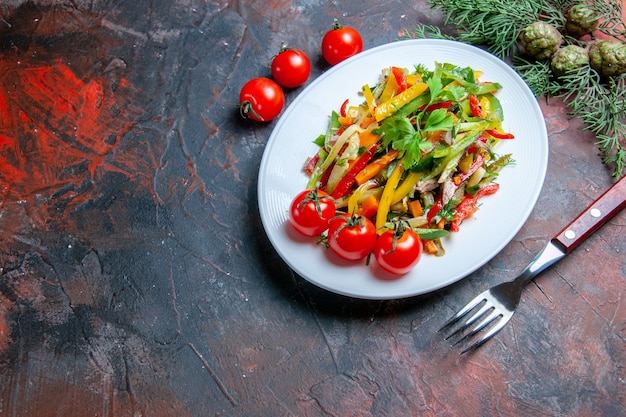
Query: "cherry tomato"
373 223 423 275
289 189 336 236
321 19 363 65
327 214 377 261
271 46 311 88
239 77 285 122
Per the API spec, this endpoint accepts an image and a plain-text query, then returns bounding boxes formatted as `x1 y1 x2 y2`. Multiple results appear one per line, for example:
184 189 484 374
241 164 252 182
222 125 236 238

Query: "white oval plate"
258 39 548 300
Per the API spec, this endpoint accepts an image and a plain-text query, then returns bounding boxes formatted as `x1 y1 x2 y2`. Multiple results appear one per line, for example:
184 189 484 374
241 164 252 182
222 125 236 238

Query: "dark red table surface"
0 1 624 416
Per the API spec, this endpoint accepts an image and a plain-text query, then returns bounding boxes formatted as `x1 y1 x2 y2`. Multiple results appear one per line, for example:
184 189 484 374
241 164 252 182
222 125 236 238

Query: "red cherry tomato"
373 223 423 275
327 214 377 261
239 77 285 122
321 19 363 66
271 46 311 88
289 189 336 236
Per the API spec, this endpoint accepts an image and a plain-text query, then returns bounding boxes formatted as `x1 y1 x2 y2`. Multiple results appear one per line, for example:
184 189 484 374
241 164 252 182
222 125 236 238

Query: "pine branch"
552 68 626 179
426 0 566 59
591 0 626 39
512 56 560 97
409 25 456 41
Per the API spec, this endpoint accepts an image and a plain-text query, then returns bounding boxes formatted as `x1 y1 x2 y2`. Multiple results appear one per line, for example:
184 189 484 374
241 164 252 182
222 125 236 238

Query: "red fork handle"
552 175 626 254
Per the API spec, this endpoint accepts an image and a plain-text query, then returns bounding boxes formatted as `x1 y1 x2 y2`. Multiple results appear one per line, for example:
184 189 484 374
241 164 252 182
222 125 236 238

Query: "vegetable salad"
303 62 514 256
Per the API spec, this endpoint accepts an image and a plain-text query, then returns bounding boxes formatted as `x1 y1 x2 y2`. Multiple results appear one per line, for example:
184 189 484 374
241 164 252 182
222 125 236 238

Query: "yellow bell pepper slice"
362 84 376 116
391 170 421 205
480 95 491 119
405 74 422 86
379 71 399 103
375 161 404 233
374 82 429 122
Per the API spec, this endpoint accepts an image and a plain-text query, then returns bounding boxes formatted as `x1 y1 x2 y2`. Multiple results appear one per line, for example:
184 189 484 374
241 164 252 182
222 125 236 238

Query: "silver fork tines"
439 288 514 354
439 241 566 353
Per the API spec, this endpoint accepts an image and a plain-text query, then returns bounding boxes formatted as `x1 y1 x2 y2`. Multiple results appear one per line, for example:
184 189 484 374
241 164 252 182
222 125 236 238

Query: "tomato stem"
386 221 409 254
330 216 355 239
299 188 334 218
240 101 264 122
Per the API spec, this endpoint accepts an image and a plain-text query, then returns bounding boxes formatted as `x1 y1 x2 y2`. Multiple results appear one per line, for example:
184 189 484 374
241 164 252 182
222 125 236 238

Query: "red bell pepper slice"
340 98 349 117
426 198 443 225
331 144 380 199
467 135 488 154
486 129 515 139
474 183 500 198
421 101 452 112
319 161 334 189
391 67 408 92
469 95 482 118
451 183 500 232
450 195 478 232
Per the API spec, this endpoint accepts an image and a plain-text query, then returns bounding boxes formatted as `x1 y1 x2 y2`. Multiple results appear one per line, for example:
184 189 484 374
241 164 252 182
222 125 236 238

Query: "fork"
440 175 626 353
